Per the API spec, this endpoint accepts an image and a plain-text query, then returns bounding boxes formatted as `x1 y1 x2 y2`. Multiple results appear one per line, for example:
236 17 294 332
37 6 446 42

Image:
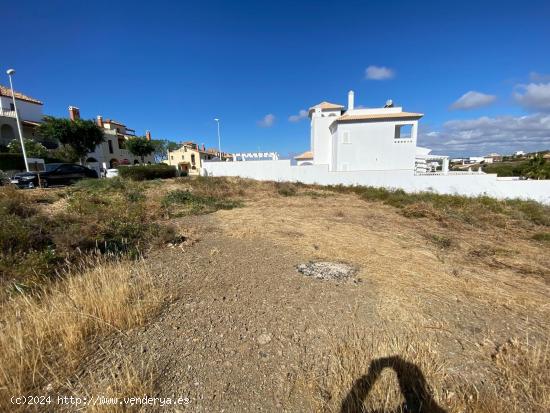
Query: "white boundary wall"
203 160 550 205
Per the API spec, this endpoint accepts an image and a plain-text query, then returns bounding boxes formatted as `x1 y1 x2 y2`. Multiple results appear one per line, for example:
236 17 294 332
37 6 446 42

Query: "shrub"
532 232 550 242
162 189 242 216
0 179 176 291
118 164 176 181
276 182 297 196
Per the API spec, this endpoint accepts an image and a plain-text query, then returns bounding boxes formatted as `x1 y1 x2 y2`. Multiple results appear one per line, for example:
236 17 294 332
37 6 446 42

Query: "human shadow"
340 356 448 413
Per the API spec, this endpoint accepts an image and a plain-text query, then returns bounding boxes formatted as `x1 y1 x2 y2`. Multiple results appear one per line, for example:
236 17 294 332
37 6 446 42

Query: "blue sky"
4 0 550 157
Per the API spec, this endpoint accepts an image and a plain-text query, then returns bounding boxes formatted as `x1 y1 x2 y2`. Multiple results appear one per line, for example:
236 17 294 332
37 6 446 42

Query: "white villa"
202 90 550 204
297 91 449 174
0 85 45 147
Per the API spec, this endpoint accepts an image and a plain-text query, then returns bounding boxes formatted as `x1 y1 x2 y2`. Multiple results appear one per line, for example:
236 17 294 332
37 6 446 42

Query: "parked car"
10 163 98 188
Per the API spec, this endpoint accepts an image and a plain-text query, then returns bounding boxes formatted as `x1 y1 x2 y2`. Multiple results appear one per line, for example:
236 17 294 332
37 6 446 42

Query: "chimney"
68 106 80 121
348 90 354 111
96 115 104 128
145 130 151 141
202 144 205 151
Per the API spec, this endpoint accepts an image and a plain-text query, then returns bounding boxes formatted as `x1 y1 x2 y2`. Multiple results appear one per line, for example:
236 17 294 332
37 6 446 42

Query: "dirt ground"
74 191 550 412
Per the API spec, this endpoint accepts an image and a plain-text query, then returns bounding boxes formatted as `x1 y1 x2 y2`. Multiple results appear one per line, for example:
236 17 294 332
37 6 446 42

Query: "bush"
532 232 550 242
276 182 297 196
0 180 176 291
117 164 176 181
162 189 241 216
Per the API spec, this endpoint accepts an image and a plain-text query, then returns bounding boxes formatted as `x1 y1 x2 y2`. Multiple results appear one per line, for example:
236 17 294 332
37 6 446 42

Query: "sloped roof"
335 112 423 122
0 85 43 105
308 101 344 112
294 150 313 160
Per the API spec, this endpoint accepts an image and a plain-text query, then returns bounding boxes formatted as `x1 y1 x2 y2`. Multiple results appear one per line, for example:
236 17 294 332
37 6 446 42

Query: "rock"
257 333 271 345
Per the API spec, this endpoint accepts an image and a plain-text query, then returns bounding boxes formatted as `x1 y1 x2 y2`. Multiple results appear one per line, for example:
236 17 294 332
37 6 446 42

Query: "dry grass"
0 259 162 412
297 328 550 413
297 328 448 412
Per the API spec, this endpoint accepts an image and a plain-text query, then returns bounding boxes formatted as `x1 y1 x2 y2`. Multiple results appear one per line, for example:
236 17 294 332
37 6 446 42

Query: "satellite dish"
384 99 394 108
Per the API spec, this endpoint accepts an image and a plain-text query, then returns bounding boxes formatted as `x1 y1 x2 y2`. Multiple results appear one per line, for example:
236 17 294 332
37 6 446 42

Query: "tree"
50 144 80 163
522 154 550 180
38 116 104 164
7 138 48 158
126 137 156 163
150 139 179 163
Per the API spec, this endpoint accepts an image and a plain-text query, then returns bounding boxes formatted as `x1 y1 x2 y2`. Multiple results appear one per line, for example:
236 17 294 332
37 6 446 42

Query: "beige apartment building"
166 142 231 175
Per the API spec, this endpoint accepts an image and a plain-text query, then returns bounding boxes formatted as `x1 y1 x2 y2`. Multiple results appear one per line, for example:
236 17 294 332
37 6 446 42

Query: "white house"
66 107 155 172
202 90 550 204
0 85 44 147
308 92 424 172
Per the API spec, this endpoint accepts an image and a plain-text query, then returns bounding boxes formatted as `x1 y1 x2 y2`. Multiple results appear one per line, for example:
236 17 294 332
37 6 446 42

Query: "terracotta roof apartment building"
0 85 43 105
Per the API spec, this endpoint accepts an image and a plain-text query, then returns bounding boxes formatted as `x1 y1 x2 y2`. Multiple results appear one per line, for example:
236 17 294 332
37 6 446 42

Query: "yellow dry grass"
212 189 550 412
296 327 550 413
0 259 162 412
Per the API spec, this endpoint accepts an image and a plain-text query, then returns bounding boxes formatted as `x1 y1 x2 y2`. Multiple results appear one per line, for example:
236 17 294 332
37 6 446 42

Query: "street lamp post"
214 118 221 159
6 69 29 172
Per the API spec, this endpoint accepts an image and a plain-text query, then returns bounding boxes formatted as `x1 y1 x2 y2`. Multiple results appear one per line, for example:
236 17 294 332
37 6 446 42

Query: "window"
395 124 413 140
118 138 126 149
171 155 174 160
108 140 113 154
9 103 15 111
182 155 185 160
341 131 351 144
191 154 196 164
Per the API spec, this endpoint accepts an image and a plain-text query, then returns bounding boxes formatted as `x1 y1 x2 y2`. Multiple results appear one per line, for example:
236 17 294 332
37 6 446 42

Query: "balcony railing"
0 108 17 118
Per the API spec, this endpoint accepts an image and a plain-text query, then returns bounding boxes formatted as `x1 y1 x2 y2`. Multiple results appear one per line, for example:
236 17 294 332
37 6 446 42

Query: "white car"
105 169 119 178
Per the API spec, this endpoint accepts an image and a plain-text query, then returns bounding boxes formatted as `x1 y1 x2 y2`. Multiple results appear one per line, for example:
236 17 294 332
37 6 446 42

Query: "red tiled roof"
294 150 313 160
0 85 43 105
309 101 344 113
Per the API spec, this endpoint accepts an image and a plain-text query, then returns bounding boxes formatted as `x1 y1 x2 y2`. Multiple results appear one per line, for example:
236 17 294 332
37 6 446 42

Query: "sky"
3 0 550 157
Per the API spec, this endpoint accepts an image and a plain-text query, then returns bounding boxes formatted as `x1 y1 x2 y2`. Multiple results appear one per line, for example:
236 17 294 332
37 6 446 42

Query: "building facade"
66 107 155 172
308 92 423 172
0 85 45 147
166 142 227 175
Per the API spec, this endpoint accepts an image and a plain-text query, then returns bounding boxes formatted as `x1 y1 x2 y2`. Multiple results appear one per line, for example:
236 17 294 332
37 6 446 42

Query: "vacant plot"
0 177 549 412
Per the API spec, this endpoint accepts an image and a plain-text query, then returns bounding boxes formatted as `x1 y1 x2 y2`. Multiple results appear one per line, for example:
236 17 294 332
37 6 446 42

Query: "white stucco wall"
0 96 43 122
202 160 550 205
311 109 341 167
330 120 417 172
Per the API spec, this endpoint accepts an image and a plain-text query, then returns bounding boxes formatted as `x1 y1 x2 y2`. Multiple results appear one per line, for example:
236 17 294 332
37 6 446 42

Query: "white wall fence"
202 160 550 205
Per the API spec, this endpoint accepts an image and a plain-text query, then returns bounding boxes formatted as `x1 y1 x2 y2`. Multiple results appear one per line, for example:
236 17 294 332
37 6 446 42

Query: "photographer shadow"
340 356 447 413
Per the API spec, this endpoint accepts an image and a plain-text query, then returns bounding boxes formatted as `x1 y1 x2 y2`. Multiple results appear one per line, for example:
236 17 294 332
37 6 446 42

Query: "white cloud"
257 113 275 128
288 109 308 122
514 82 550 111
365 65 395 80
450 91 496 110
529 72 550 82
418 113 550 156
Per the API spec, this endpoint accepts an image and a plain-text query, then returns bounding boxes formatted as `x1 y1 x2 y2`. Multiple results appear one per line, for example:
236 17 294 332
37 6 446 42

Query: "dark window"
10 103 15 111
108 140 113 154
118 138 126 149
191 154 196 164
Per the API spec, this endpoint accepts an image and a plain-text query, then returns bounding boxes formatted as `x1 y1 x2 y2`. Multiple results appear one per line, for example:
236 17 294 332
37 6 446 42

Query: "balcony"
0 108 17 118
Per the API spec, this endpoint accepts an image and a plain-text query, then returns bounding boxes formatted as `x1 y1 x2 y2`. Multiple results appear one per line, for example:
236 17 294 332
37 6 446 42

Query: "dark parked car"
10 163 98 188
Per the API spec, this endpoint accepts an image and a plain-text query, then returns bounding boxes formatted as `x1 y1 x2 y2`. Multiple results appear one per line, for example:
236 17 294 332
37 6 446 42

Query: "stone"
257 333 271 345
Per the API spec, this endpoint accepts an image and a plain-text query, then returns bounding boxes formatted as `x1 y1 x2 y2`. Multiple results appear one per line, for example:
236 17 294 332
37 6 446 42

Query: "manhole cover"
296 261 357 281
